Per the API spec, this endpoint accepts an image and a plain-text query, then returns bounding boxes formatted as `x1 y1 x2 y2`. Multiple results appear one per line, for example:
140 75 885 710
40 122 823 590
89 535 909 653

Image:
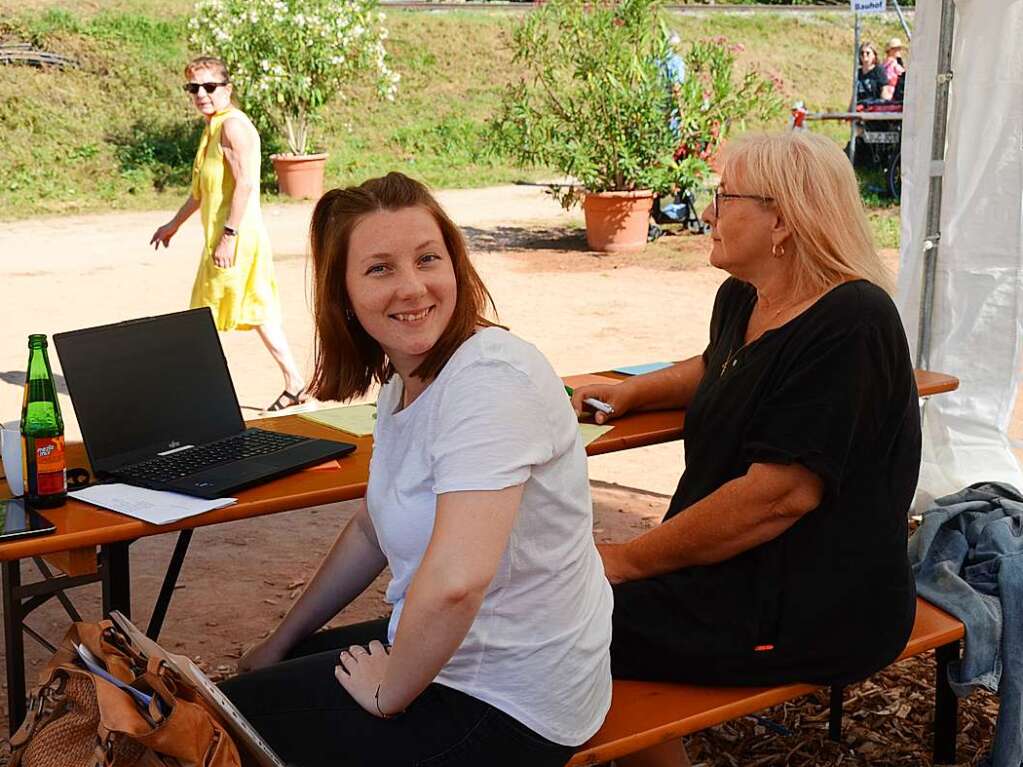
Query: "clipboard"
109 611 285 767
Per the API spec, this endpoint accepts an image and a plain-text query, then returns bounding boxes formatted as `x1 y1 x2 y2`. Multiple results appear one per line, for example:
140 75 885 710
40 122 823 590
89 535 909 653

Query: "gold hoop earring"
772 243 785 258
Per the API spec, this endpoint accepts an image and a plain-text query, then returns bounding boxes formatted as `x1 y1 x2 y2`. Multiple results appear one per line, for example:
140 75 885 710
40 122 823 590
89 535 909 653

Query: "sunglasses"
183 81 228 95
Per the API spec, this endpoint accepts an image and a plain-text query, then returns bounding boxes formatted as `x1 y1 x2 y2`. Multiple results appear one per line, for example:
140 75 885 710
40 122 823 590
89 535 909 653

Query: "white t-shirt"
366 327 613 746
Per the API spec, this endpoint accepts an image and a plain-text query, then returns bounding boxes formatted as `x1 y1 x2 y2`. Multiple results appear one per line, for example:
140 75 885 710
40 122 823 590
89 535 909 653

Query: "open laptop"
54 308 356 499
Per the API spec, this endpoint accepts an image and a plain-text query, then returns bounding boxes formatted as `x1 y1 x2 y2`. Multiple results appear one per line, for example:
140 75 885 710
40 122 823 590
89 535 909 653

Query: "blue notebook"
612 362 672 376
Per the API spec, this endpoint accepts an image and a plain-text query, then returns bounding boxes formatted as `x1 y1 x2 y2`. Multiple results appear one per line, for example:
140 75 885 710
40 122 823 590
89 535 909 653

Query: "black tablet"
0 498 57 542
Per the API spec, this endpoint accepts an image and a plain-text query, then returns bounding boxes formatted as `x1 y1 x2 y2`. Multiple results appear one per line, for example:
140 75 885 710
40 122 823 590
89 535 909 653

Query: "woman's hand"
236 635 290 674
212 233 236 268
597 542 642 585
571 383 631 425
335 641 394 717
150 221 178 250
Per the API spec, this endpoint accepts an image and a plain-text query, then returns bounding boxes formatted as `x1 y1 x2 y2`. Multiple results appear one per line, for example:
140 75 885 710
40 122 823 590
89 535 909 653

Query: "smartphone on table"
0 498 57 542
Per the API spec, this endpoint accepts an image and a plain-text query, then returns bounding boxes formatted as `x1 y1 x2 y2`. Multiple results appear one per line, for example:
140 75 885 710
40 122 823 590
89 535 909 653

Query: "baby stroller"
648 139 713 240
650 189 710 237
850 98 904 199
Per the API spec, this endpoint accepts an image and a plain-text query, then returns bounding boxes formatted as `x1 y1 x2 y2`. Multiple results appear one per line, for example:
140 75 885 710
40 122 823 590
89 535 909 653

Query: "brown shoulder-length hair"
308 172 497 402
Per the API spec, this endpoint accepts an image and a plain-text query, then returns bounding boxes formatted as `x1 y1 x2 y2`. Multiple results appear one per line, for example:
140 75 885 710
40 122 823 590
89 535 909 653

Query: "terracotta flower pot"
582 190 655 253
271 153 328 200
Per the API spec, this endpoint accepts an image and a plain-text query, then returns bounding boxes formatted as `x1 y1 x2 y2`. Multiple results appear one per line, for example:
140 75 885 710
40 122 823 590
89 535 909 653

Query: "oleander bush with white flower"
189 0 399 156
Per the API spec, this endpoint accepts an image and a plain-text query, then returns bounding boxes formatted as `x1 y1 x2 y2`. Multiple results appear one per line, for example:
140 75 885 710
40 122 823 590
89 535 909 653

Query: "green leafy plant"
491 0 694 207
188 0 399 156
672 37 785 165
490 0 783 208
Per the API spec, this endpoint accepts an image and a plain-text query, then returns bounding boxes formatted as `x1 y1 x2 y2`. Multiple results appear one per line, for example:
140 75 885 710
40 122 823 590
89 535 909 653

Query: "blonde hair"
184 56 230 82
720 131 894 296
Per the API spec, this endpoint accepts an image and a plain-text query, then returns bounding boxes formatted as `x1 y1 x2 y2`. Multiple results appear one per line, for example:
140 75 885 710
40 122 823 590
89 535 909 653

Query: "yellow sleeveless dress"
189 108 281 331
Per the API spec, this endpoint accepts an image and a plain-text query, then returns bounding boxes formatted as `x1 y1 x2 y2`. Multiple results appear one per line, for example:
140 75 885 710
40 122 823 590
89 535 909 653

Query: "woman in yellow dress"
150 56 306 412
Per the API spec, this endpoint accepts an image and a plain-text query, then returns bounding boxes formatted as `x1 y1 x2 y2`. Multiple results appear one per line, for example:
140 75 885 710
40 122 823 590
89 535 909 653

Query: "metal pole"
3 559 27 732
934 640 961 763
146 529 194 640
101 541 132 618
891 0 913 41
916 0 957 369
849 13 861 165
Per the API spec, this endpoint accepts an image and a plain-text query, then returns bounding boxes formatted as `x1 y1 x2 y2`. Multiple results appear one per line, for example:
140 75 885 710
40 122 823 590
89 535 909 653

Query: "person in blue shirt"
651 33 691 239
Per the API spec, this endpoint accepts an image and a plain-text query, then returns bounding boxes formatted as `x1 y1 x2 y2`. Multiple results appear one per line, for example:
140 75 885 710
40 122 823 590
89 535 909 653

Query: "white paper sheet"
69 484 236 525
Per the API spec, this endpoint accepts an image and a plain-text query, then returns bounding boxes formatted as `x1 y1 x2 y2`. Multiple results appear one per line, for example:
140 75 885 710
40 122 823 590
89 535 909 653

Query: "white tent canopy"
896 0 1023 507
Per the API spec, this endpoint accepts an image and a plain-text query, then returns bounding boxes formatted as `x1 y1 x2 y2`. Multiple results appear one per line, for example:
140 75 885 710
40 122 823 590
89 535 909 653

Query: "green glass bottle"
21 334 66 508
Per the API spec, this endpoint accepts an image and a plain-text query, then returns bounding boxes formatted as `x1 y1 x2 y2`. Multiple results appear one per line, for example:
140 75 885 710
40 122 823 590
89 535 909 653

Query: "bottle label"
33 436 66 495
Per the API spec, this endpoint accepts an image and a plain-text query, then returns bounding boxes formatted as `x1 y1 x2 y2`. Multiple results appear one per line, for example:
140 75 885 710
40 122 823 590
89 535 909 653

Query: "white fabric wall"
896 0 1023 508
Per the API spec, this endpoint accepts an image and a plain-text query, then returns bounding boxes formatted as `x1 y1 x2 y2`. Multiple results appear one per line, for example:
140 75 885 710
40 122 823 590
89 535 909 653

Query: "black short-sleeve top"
857 64 890 102
666 277 921 682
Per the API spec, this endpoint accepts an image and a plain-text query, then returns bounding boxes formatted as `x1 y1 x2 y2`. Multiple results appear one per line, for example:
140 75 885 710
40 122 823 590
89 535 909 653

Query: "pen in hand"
583 397 614 416
565 386 615 418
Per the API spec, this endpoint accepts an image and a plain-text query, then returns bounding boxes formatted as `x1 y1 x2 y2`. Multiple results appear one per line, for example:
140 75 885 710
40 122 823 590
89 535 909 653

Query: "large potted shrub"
189 0 399 199
492 0 782 252
670 37 784 172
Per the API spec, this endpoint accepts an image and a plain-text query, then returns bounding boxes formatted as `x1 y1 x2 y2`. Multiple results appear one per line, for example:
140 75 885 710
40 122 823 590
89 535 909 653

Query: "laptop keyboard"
121 429 308 484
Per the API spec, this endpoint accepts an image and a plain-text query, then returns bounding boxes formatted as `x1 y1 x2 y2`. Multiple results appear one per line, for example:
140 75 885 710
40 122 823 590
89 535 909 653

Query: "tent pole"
916 0 957 370
891 0 912 41
849 13 861 165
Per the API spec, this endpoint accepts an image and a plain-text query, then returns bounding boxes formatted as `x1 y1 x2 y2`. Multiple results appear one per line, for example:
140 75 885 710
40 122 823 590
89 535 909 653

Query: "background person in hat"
882 38 907 100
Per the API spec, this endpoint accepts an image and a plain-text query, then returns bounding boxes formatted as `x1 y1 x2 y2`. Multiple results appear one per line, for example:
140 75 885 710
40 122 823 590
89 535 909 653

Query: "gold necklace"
719 292 819 377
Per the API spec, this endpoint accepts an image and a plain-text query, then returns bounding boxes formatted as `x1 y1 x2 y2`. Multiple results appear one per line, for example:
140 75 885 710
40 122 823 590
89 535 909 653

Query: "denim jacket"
908 482 1023 767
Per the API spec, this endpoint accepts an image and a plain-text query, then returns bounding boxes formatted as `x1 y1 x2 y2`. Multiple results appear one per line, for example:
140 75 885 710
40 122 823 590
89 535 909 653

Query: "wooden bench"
569 597 965 766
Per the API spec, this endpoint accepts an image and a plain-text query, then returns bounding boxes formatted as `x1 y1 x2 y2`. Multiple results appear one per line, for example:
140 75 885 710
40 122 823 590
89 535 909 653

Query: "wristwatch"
223 225 238 237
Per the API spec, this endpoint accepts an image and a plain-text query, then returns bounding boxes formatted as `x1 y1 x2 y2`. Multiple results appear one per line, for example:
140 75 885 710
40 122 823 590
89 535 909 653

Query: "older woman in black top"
572 131 920 767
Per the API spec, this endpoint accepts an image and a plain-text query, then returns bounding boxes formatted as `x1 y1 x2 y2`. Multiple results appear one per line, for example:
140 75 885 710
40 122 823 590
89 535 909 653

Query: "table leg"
101 542 131 618
2 559 27 733
147 530 193 640
828 685 845 741
934 640 960 764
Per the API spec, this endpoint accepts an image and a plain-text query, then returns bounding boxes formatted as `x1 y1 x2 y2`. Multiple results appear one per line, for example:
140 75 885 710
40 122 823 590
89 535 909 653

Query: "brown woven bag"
8 620 242 767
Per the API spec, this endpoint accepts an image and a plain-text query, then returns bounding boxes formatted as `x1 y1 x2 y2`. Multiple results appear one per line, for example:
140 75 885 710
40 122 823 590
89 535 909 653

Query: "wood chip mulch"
686 652 999 766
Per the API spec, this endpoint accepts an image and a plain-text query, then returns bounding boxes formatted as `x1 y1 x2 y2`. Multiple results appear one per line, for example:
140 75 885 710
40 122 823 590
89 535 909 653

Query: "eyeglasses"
713 188 775 218
183 81 228 95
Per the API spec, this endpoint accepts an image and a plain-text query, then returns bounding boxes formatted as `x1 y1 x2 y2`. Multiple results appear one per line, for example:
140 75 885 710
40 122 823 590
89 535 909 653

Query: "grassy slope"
0 1 908 244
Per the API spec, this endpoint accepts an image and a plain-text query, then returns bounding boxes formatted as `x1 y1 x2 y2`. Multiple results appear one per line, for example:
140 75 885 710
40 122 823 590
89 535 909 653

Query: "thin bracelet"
375 683 400 719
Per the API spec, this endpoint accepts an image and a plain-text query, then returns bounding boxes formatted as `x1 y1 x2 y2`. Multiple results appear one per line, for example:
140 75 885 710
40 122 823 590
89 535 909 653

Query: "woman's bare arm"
218 117 257 231
376 485 523 713
601 462 824 583
571 354 706 424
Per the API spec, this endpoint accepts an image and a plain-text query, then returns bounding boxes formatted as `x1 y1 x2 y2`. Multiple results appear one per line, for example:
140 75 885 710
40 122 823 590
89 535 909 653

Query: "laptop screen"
54 308 245 473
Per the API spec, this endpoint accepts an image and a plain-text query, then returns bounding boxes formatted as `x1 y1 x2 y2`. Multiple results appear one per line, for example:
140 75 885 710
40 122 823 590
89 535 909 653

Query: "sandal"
266 388 308 412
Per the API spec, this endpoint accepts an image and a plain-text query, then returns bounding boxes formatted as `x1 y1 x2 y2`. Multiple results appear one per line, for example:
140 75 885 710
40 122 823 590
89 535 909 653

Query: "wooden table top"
0 368 958 562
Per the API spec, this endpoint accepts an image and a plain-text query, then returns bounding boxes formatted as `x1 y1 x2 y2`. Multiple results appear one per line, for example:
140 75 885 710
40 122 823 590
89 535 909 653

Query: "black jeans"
219 618 575 767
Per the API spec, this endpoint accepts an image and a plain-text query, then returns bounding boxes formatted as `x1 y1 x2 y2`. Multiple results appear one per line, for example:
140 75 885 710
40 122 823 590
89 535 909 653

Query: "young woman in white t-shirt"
221 172 613 766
